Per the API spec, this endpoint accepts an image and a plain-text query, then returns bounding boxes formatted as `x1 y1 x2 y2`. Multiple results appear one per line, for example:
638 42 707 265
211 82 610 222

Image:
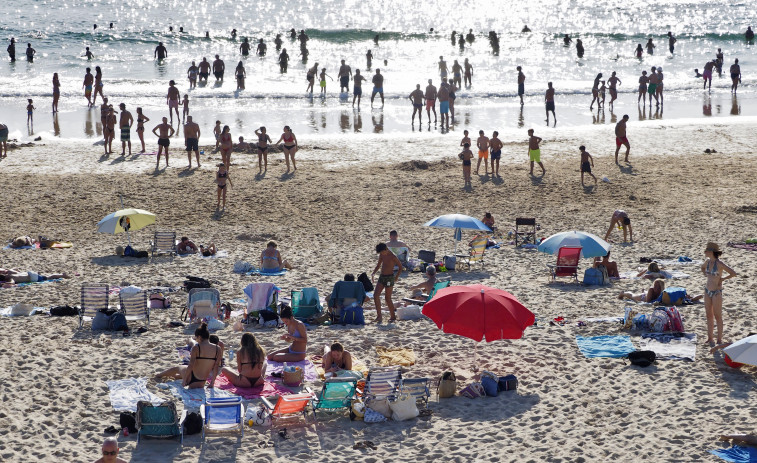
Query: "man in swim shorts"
83 68 94 107
476 129 489 175
438 56 448 79
517 66 526 105
166 80 180 124
489 131 503 177
424 79 437 123
198 57 211 82
184 115 201 168
352 69 366 108
338 59 352 93
371 69 384 107
154 42 167 60
409 84 424 124
118 103 133 156
212 55 225 81
527 128 546 176
372 243 402 323
437 80 450 128
545 82 556 126
647 67 659 105
614 114 630 163
152 117 175 170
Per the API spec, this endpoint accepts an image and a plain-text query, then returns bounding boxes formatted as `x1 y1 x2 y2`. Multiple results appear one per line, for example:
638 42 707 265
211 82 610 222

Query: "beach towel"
653 258 702 266
265 359 318 382
727 242 757 252
710 446 757 463
161 380 235 411
584 317 624 323
376 346 416 366
246 267 287 276
1 278 63 290
618 270 690 280
3 243 40 250
106 378 164 412
0 306 46 316
244 283 279 312
200 250 228 259
639 333 697 361
576 335 636 358
214 375 292 399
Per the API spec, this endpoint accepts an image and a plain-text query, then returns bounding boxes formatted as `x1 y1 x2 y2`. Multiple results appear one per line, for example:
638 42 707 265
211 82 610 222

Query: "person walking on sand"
730 59 741 93
579 145 597 187
638 70 648 104
517 66 526 105
198 57 211 83
187 60 198 89
527 128 546 176
604 210 633 243
590 73 603 110
338 59 352 93
409 84 424 125
154 42 167 61
614 114 630 163
464 58 473 87
475 130 489 175
372 243 402 324
219 125 232 168
646 38 655 55
215 163 232 210
352 69 366 107
667 31 677 54
118 103 133 156
83 68 94 107
152 117 175 169
545 82 556 126
212 55 225 81
424 79 437 124
701 242 738 345
371 69 384 107
490 131 503 177
273 125 298 172
166 80 180 124
135 107 149 153
184 115 201 168
608 71 621 109
255 126 272 172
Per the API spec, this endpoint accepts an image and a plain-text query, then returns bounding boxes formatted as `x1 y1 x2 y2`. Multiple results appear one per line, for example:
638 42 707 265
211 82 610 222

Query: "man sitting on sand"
177 237 198 254
593 252 619 278
93 437 126 463
234 136 251 152
386 230 411 261
408 265 439 299
618 278 664 303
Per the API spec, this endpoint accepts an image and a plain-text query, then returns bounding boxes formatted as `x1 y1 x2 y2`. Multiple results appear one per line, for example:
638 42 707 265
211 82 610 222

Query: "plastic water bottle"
229 350 234 362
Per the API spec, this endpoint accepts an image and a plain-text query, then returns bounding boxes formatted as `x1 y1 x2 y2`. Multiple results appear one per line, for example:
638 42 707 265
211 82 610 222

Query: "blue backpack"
583 267 607 286
339 306 365 325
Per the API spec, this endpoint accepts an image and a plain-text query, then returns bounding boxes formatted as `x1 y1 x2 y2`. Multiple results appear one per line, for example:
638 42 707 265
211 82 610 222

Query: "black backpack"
183 412 203 435
119 411 138 433
357 272 374 292
183 276 212 291
627 350 656 367
50 305 78 316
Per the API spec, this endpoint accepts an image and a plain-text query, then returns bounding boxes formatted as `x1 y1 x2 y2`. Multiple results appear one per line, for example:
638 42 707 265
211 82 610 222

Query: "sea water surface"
1 0 755 144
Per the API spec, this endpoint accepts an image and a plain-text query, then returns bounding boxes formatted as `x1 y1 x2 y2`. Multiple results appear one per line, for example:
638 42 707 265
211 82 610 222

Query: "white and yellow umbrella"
97 208 156 246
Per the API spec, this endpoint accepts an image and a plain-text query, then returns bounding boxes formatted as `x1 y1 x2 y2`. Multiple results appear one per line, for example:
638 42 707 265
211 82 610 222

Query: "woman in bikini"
221 333 267 387
267 306 307 362
254 126 272 173
93 66 104 106
701 242 737 345
220 125 232 167
135 108 149 153
235 61 246 90
215 163 232 210
321 342 353 374
273 126 298 172
604 209 633 243
52 73 60 113
618 278 665 303
260 241 292 272
155 323 221 389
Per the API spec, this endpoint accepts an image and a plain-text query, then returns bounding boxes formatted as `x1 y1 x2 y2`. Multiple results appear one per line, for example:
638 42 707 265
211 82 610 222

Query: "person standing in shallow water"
7 38 15 62
545 82 556 126
576 39 584 58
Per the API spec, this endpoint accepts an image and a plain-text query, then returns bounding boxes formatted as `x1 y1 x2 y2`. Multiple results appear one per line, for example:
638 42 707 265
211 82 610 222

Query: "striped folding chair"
119 290 150 325
79 283 110 328
151 231 177 257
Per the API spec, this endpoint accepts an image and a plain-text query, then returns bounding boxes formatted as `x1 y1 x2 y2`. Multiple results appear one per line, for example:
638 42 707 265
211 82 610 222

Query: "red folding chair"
546 246 582 282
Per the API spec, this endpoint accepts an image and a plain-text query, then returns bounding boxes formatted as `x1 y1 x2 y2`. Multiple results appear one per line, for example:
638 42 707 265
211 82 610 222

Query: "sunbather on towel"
260 241 293 272
322 341 353 374
0 267 70 286
408 265 438 298
199 243 217 257
155 323 221 388
618 278 665 302
177 236 198 254
637 262 666 279
267 306 307 362
9 236 36 248
221 333 267 387
593 251 620 278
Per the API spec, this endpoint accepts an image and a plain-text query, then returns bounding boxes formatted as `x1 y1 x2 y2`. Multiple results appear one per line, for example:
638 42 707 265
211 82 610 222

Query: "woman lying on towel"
618 278 665 302
267 306 307 362
322 342 353 374
155 323 221 389
637 262 667 279
260 241 293 272
221 333 267 387
9 236 36 248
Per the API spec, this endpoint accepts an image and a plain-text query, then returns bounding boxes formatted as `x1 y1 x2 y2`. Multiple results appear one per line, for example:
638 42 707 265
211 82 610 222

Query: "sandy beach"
0 120 756 462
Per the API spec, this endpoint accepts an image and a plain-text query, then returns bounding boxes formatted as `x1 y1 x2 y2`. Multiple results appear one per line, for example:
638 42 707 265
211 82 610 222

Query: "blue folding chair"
200 397 245 439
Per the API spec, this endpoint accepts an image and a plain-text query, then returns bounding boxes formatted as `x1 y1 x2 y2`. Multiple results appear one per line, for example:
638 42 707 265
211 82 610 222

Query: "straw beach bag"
437 372 457 398
282 367 304 387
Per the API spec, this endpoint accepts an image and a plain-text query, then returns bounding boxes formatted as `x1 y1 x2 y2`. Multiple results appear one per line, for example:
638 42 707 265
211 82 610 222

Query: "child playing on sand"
319 68 333 95
460 129 470 148
527 128 546 176
213 120 222 151
181 94 189 120
459 143 473 187
216 163 232 210
26 99 35 125
579 145 597 187
598 81 607 107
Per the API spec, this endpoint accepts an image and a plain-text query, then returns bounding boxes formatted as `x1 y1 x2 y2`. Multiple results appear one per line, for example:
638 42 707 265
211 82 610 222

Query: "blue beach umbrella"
537 231 610 259
424 214 492 255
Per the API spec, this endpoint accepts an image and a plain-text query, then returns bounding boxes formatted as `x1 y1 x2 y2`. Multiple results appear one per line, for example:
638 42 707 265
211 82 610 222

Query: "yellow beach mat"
50 242 73 249
376 346 415 366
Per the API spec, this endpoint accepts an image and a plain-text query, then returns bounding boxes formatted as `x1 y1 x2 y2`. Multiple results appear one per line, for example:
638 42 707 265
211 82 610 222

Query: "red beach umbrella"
422 284 535 342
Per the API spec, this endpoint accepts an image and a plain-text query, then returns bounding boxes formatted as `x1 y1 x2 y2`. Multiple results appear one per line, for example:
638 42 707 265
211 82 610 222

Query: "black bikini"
239 358 262 386
188 344 219 385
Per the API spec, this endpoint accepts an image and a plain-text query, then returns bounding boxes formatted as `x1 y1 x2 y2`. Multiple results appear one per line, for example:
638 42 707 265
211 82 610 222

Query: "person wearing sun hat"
701 242 738 345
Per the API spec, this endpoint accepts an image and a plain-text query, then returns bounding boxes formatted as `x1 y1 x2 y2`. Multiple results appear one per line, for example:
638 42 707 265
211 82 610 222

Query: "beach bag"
648 308 671 333
123 245 136 257
183 276 211 291
183 412 203 435
363 407 387 423
92 310 112 331
661 287 687 306
627 350 656 367
498 374 518 392
662 306 684 332
389 394 419 421
480 371 499 397
460 382 485 399
119 412 138 433
258 310 280 323
418 250 436 263
443 256 456 271
282 366 303 387
366 397 392 419
50 305 78 316
149 293 171 309
340 306 365 325
437 372 457 398
583 267 606 286
357 272 374 292
396 304 422 321
350 399 365 421
109 312 129 331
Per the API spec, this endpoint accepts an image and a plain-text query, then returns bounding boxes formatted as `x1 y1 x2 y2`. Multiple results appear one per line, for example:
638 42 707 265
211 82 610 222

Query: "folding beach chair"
260 392 316 428
79 283 110 328
243 282 280 317
310 377 358 419
515 218 537 246
327 280 366 323
547 246 582 283
151 231 177 258
456 237 488 271
400 377 432 408
119 290 149 325
291 287 323 321
402 280 450 306
364 365 401 402
186 288 221 322
136 400 186 445
200 397 245 439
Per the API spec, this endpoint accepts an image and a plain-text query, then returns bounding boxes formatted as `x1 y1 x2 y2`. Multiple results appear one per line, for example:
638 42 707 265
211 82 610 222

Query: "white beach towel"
638 333 697 361
105 377 164 412
0 305 46 316
618 270 690 280
200 250 228 259
161 380 234 411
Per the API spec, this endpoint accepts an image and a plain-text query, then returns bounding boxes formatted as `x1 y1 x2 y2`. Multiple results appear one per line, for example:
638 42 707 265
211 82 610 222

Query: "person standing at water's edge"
475 130 489 175
118 103 133 157
154 42 167 60
437 80 450 129
490 131 503 177
545 82 556 126
424 79 437 124
614 114 630 163
187 61 198 89
135 107 149 153
7 38 15 62
52 73 60 113
608 71 621 110
152 117 174 170
667 32 677 54
730 59 741 93
212 55 225 81
338 59 352 93
464 58 473 87
352 69 366 108
166 80 180 124
83 68 94 107
198 58 210 83
409 84 424 125
517 66 526 105
184 116 201 169
527 128 546 176
638 70 648 104
371 69 384 107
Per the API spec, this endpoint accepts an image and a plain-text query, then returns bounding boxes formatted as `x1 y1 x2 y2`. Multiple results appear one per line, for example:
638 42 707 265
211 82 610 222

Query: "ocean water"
0 0 755 142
